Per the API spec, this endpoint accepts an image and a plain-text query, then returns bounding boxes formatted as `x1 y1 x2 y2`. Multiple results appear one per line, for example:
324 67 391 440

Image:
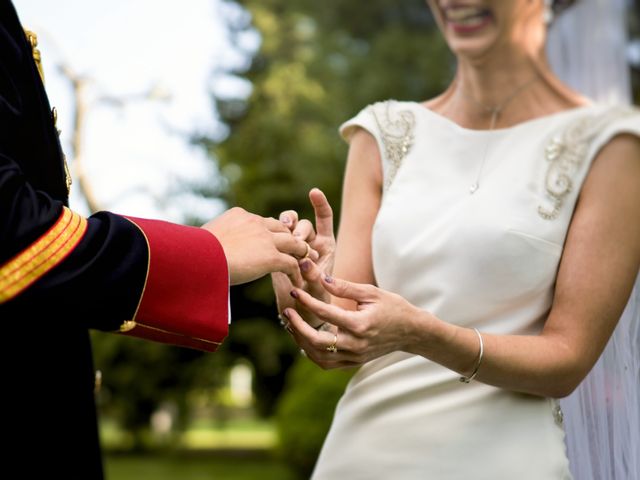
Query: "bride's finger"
284 308 359 359
290 287 358 332
299 258 329 300
309 188 334 239
293 219 317 243
279 210 299 231
271 272 295 311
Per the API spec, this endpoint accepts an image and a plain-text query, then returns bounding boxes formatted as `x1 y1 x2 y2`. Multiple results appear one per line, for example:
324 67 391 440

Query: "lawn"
101 417 279 451
102 417 303 479
105 452 299 480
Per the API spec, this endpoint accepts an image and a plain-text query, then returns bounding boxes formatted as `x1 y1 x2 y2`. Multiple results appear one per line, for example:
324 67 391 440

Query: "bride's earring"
543 0 554 25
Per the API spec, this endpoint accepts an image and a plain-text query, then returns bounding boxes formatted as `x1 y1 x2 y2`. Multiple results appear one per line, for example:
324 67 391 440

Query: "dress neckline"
409 101 597 135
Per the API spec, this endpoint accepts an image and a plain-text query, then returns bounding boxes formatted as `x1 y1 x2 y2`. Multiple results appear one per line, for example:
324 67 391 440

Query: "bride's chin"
447 38 498 62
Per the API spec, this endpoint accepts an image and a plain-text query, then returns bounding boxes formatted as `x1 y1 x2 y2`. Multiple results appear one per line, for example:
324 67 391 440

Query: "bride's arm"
287 134 640 397
331 128 383 310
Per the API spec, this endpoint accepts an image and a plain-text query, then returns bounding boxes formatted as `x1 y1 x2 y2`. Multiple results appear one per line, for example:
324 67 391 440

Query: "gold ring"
303 242 311 259
326 333 338 353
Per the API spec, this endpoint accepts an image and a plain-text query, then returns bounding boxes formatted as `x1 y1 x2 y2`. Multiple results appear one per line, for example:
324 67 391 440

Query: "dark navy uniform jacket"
1 1 230 477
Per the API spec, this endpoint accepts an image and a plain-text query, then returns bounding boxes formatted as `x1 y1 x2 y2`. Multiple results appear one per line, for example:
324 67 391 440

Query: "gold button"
119 320 137 332
63 155 72 194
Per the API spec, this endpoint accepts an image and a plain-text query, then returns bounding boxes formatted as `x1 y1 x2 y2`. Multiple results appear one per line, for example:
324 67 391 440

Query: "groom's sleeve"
120 216 229 351
0 196 229 352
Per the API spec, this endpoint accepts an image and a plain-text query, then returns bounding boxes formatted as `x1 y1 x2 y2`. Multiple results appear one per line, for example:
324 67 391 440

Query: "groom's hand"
202 207 310 285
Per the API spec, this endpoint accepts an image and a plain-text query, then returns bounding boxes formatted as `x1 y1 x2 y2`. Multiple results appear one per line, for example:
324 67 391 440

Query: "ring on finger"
302 242 311 259
326 333 338 353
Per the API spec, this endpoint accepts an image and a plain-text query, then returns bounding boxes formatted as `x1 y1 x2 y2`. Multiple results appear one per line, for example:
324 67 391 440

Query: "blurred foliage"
191 0 451 470
274 360 354 477
197 0 451 416
205 0 451 217
92 332 233 449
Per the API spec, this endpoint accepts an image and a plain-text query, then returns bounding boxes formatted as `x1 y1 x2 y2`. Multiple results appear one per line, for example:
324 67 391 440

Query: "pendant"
469 183 479 194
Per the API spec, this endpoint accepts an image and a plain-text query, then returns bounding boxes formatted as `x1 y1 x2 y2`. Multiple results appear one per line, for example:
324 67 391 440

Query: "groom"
0 0 310 477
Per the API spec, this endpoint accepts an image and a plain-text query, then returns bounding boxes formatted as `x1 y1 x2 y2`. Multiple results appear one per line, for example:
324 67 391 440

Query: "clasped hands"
272 188 421 370
201 189 420 369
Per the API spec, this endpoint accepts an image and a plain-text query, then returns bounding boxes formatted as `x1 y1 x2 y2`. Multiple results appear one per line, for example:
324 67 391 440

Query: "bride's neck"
427 52 586 129
454 55 541 110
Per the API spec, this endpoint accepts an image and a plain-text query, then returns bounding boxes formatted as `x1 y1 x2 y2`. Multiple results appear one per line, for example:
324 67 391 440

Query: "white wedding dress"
310 100 640 479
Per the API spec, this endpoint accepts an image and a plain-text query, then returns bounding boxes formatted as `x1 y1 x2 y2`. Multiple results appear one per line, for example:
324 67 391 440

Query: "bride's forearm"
405 311 581 398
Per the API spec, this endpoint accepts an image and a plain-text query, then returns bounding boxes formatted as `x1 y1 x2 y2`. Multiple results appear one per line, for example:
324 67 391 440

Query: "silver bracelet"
459 328 484 384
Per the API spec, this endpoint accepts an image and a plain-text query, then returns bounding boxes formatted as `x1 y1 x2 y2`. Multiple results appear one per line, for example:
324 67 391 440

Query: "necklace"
463 75 540 194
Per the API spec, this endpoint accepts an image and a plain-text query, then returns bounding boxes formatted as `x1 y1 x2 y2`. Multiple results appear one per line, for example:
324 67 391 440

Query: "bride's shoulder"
555 104 640 142
340 99 416 138
351 99 418 117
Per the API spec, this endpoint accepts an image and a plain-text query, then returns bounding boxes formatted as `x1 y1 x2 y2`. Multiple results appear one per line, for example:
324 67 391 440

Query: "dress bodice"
310 101 640 480
353 102 636 330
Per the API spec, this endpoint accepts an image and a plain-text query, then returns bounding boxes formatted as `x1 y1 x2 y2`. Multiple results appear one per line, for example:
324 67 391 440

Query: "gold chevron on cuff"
0 207 88 303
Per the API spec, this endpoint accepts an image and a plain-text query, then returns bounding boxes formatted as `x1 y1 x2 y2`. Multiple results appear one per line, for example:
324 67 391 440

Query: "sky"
13 0 254 222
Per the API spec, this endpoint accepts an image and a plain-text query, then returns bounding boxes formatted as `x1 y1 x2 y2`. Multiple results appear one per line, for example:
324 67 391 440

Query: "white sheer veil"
547 0 640 478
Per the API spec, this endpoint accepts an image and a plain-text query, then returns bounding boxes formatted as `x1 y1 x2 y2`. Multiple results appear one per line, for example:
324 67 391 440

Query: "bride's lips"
443 5 493 34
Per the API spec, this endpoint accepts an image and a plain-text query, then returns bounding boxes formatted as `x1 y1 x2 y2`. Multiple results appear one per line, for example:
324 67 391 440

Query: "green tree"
202 0 452 413
92 332 231 450
275 360 353 478
198 0 452 471
209 0 452 217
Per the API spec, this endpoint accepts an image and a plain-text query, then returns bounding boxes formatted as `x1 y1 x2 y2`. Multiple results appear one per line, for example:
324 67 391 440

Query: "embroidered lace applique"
538 107 635 220
370 101 416 191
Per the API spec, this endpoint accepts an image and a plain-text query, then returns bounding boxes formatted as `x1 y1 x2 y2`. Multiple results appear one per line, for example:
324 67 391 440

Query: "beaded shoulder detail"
369 101 416 191
538 106 636 220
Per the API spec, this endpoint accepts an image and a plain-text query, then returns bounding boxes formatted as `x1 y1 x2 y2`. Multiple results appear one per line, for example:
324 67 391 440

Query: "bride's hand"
281 188 336 279
284 272 424 369
272 188 336 328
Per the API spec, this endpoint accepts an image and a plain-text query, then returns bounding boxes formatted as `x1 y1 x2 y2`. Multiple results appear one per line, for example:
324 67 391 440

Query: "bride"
273 0 640 478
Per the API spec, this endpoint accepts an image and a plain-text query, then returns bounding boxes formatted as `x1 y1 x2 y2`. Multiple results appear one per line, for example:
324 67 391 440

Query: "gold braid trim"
0 207 88 303
119 321 223 346
23 29 45 84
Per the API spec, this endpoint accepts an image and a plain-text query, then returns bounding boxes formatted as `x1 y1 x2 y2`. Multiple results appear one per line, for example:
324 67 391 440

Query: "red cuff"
122 217 229 352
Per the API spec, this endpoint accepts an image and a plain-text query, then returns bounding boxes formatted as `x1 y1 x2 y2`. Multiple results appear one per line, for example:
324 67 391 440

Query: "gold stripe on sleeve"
0 207 88 303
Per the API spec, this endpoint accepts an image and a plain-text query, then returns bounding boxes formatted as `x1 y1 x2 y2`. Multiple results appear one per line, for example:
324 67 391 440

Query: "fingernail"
300 260 311 272
280 215 291 225
290 290 299 299
281 309 290 319
323 274 334 284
